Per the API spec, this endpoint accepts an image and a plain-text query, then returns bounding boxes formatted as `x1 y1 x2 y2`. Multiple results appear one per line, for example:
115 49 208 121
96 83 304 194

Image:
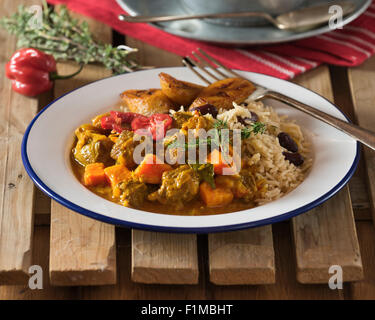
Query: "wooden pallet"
1 4 374 291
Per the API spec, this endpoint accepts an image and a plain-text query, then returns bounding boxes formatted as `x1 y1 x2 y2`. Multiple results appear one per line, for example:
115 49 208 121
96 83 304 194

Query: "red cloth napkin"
47 0 375 79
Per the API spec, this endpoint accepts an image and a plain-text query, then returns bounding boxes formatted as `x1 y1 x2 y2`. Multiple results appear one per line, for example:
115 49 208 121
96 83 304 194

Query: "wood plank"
0 226 78 299
211 222 345 299
291 66 363 283
131 230 198 284
329 66 372 220
124 38 200 284
50 201 116 286
349 221 375 299
208 226 275 285
0 0 42 284
79 228 207 299
49 12 116 286
348 56 375 224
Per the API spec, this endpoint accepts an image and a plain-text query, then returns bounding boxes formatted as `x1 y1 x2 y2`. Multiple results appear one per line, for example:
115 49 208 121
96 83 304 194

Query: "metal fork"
182 48 375 151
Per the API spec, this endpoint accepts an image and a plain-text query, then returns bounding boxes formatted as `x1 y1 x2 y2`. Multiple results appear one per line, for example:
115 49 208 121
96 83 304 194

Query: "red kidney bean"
283 152 304 166
278 132 298 153
191 104 218 118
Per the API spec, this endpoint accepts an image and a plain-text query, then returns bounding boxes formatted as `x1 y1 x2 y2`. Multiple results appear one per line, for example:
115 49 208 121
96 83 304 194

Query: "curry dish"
71 73 311 215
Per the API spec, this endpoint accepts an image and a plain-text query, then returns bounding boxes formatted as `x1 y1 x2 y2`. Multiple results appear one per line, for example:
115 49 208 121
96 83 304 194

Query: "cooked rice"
217 99 312 205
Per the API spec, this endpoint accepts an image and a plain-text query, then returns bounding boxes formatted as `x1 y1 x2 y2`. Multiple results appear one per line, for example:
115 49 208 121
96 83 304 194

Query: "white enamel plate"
22 67 359 233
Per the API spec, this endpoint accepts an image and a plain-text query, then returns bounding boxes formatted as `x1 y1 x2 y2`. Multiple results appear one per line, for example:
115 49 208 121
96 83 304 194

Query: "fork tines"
182 48 244 84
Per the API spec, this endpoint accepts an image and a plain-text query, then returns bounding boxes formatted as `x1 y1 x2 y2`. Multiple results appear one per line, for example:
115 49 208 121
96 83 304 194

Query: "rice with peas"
216 99 312 205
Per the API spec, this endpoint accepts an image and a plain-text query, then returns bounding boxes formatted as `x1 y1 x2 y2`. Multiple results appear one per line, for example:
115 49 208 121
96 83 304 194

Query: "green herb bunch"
0 1 140 74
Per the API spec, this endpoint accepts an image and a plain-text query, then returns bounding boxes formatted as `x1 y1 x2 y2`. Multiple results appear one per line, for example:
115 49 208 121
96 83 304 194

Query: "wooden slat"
0 0 41 284
49 13 116 286
50 201 116 286
208 226 275 285
292 66 363 283
349 221 375 299
131 230 198 284
0 226 79 299
124 38 200 284
348 56 375 224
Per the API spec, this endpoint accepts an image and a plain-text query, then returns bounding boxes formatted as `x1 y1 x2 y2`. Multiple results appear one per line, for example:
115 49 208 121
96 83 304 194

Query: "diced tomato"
130 116 150 131
101 110 146 133
149 114 172 140
110 111 141 124
100 115 116 130
101 111 172 139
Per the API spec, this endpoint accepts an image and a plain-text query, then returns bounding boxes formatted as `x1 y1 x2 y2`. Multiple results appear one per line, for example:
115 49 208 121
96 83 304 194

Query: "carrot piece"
207 149 238 175
134 154 173 184
84 163 107 187
199 181 234 208
104 164 131 188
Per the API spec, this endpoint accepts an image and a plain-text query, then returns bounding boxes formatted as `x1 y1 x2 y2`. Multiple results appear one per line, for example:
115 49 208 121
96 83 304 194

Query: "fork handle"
265 91 375 151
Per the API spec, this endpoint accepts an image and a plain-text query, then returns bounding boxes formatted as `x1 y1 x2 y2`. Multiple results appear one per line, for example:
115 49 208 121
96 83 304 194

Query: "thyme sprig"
241 122 266 139
0 1 141 74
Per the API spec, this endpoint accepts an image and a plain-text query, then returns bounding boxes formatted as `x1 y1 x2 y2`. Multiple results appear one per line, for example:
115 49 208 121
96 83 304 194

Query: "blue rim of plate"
21 69 360 233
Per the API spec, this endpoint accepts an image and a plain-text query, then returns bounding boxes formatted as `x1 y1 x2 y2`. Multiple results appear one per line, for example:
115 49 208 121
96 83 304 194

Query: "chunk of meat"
189 78 256 111
73 124 114 166
117 178 148 208
110 130 140 168
159 72 204 106
148 165 200 208
120 88 176 116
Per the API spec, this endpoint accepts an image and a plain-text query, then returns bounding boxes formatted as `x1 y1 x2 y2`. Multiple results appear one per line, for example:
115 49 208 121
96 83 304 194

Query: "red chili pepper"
5 48 82 97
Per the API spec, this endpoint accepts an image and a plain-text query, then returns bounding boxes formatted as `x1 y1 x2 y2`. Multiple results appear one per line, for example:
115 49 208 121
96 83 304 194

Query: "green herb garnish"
213 119 228 130
189 163 215 189
241 122 266 139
